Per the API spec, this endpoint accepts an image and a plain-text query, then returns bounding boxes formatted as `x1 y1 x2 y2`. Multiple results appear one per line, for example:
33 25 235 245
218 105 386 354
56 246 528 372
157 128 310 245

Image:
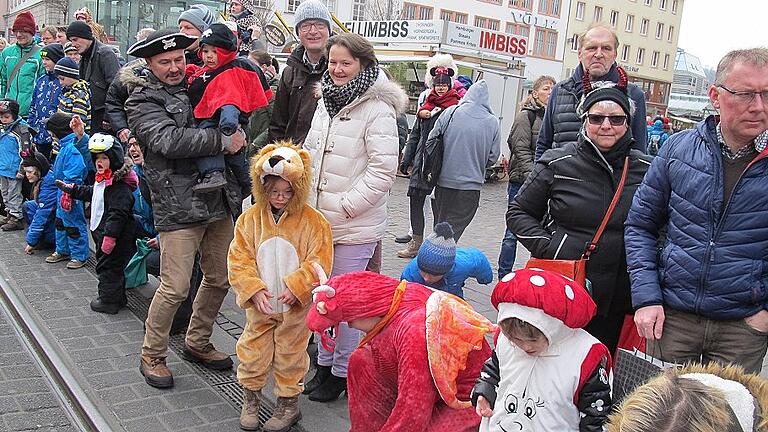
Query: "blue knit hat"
417 222 457 275
178 4 215 34
54 57 80 80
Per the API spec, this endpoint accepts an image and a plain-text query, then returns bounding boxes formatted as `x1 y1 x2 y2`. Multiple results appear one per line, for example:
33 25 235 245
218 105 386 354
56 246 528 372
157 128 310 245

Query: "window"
403 3 432 19
663 53 670 69
671 0 678 13
440 9 468 24
636 47 645 64
609 10 619 28
644 0 651 5
479 0 502 6
621 44 630 62
651 51 659 67
474 16 500 31
575 1 585 20
640 18 648 35
570 33 578 51
287 0 301 12
402 3 416 18
532 28 558 59
659 0 667 9
667 25 674 42
538 0 561 16
509 0 532 10
352 0 366 20
323 0 336 13
506 22 531 37
593 6 602 22
419 6 433 19
655 22 664 39
625 15 634 32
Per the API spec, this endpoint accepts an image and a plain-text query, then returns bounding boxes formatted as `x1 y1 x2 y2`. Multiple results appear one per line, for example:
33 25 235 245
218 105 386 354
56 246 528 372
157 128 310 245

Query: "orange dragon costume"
228 142 333 397
306 271 494 432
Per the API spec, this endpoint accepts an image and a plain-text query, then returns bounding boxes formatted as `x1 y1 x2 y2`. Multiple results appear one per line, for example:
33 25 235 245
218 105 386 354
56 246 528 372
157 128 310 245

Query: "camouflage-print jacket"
124 67 242 232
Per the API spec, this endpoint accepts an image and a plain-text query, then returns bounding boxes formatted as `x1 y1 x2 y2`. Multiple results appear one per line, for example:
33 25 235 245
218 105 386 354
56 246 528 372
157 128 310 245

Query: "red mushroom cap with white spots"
491 269 596 329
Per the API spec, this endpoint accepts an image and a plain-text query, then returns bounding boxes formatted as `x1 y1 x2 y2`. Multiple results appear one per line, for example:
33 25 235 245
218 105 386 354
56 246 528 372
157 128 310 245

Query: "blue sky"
678 0 768 69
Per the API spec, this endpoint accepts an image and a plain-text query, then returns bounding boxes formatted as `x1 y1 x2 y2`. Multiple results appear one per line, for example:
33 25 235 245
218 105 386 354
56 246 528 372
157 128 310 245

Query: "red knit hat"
306 271 432 333
12 11 36 35
491 269 596 329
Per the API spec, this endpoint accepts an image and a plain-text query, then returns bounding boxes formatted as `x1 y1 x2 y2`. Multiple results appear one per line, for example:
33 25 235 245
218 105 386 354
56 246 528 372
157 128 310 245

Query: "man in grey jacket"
125 29 247 389
427 79 500 241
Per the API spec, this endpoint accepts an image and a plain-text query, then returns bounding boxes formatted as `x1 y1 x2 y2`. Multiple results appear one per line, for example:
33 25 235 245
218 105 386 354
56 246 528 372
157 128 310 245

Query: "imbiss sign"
343 20 528 60
443 22 528 59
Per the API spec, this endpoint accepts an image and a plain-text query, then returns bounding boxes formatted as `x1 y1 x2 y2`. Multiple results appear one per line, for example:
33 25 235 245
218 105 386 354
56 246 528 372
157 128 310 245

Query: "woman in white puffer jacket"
301 33 407 403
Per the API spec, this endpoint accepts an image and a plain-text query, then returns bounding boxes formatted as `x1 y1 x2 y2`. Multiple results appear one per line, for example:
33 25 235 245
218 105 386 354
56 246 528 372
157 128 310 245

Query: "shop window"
506 22 530 37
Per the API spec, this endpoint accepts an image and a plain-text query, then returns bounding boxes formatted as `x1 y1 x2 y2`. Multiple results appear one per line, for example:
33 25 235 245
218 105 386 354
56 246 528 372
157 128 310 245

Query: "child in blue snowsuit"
28 43 64 158
401 222 494 299
44 112 89 269
22 151 57 252
646 119 669 156
0 98 34 232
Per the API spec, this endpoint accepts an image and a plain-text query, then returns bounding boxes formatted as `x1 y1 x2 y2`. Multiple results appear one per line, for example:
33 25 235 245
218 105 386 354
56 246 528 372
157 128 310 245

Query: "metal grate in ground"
84 258 309 430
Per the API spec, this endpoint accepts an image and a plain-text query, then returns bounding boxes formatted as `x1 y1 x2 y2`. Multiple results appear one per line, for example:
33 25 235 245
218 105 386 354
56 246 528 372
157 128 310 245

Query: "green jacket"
0 43 44 117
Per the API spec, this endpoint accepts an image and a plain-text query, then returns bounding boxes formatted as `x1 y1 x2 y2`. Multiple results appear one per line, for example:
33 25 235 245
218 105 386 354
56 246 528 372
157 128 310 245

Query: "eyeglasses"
717 84 768 104
298 21 328 33
269 190 294 199
587 114 627 126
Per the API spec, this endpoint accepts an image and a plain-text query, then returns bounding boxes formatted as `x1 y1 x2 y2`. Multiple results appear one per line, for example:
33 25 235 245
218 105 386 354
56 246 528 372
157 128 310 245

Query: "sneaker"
0 217 23 231
182 343 233 370
139 355 174 388
192 171 227 193
66 259 86 269
45 252 70 263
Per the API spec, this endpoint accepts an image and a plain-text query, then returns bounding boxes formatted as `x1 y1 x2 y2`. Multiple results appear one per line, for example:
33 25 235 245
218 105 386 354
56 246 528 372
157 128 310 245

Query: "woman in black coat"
507 74 652 352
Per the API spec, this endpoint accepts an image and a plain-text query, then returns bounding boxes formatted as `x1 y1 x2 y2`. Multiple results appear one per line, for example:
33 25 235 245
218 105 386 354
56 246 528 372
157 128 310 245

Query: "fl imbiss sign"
342 20 528 61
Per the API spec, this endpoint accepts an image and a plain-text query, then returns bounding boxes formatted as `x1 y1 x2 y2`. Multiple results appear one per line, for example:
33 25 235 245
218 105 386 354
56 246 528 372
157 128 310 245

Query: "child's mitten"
101 236 116 255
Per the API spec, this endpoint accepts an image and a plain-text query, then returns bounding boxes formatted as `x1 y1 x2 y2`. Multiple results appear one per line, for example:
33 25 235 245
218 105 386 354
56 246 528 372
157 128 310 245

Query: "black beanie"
66 20 93 40
41 43 65 64
46 112 74 140
22 152 51 178
199 23 238 52
580 85 632 119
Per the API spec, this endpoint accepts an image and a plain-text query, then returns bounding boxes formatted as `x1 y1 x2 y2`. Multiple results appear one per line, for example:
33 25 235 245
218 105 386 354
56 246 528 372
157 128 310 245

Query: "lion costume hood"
250 141 312 215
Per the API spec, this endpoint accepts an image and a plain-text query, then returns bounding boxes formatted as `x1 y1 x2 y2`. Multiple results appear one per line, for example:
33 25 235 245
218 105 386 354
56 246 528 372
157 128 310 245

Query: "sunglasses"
587 114 627 126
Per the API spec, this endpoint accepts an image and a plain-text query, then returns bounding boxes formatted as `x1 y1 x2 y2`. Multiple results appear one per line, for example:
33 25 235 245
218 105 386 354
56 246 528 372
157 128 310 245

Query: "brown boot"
262 396 301 432
239 388 261 431
396 235 423 259
182 342 233 370
139 355 173 388
0 216 23 231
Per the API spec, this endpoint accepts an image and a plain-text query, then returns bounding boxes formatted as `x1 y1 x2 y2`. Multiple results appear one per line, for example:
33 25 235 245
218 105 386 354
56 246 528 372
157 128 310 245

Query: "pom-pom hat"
417 222 457 275
492 269 596 344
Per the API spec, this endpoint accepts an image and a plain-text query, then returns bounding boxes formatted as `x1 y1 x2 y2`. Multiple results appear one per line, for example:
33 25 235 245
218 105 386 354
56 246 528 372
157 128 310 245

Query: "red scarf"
419 88 461 113
95 169 112 184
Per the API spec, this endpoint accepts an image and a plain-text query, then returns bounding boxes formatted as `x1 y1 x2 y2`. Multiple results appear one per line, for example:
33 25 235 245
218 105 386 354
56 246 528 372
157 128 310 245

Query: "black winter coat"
68 165 137 240
125 69 241 232
400 112 442 196
80 40 121 133
105 59 146 136
507 135 652 317
268 46 325 145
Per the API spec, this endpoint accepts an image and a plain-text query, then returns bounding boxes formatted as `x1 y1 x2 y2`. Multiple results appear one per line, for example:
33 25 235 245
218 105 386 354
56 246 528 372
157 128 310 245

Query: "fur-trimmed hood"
121 64 166 91
249 142 312 216
425 53 458 88
313 72 409 116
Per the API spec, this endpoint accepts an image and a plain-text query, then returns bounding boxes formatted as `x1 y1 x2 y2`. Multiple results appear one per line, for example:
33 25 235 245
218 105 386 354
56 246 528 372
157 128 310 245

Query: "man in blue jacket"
401 222 493 299
625 48 768 374
535 24 647 160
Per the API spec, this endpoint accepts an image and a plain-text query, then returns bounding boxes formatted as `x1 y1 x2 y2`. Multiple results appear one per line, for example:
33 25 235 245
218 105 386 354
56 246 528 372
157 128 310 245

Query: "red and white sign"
443 22 528 59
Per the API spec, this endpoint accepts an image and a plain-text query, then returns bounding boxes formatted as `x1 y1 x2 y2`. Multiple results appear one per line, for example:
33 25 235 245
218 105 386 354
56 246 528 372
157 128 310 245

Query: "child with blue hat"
401 222 494 298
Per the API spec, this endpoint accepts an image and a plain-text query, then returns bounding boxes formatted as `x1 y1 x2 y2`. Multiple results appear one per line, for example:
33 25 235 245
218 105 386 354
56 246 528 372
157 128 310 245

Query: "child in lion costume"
227 141 333 431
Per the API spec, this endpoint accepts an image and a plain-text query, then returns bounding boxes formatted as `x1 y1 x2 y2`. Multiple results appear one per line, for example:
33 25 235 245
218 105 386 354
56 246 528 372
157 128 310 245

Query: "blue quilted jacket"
625 116 768 320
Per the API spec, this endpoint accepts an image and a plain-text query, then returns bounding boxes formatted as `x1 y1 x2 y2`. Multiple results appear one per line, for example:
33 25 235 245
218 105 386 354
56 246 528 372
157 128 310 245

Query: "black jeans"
432 186 481 241
409 192 429 237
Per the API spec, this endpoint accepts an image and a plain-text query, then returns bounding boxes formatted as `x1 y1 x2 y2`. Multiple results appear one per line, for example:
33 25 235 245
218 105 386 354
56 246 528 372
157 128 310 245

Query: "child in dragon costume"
306 270 494 432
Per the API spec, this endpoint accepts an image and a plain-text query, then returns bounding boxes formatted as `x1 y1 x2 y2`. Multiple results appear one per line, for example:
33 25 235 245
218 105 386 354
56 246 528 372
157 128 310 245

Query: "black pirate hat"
127 28 198 58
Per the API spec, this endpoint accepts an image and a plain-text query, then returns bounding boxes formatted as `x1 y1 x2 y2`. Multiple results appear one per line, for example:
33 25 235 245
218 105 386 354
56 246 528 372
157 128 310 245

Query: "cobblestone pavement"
0 307 76 432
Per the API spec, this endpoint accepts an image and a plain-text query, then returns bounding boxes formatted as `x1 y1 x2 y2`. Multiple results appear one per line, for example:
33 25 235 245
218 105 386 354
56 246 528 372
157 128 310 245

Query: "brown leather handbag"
524 157 630 287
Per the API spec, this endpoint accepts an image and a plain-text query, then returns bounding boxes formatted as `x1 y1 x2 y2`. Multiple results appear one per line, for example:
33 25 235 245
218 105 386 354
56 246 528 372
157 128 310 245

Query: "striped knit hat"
417 222 457 275
54 57 80 80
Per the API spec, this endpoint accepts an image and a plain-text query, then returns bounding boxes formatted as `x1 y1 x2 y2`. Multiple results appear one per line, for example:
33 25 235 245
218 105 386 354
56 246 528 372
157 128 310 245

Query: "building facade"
562 0 684 116
672 48 708 96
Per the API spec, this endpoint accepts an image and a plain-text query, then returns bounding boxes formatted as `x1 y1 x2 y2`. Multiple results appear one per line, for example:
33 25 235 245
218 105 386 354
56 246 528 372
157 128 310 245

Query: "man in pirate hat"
124 28 248 389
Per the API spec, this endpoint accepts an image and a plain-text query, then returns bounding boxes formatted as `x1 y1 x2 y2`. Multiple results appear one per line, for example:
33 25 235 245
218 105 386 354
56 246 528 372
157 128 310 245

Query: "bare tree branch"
365 0 404 21
47 0 70 25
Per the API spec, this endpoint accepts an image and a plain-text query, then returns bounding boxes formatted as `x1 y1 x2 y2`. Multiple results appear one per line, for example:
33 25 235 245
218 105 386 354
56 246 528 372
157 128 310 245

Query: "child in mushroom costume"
306 270 494 431
228 141 333 431
472 269 612 432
